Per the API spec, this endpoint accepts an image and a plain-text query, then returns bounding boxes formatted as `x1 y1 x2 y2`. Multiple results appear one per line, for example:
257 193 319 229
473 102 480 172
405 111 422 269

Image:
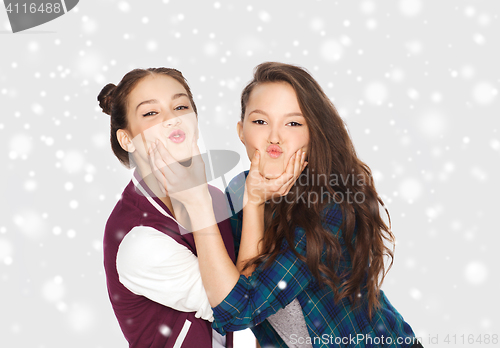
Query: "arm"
186 150 306 306
235 203 264 276
148 139 306 307
222 170 264 276
186 200 241 307
211 201 346 334
233 150 306 277
210 226 314 334
116 226 214 321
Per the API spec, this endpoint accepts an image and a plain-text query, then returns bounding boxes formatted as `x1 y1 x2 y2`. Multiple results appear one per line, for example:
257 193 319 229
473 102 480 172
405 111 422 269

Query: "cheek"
289 129 309 148
301 138 309 151
297 132 308 144
242 128 257 147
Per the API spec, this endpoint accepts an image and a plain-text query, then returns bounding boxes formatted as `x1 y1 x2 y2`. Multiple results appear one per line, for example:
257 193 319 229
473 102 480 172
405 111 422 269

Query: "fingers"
278 150 308 196
249 150 260 173
283 153 302 193
152 141 175 177
293 150 304 178
148 143 170 196
155 139 185 174
276 150 300 187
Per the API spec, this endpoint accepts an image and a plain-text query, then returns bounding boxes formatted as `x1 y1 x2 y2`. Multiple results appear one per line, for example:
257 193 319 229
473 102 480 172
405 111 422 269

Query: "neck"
135 158 177 219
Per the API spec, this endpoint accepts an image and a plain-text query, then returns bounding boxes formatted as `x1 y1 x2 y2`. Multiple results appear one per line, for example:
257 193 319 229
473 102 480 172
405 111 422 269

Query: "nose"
268 124 281 145
162 115 182 128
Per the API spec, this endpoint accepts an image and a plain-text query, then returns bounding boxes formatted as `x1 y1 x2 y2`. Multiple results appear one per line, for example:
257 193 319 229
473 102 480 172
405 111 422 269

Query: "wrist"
243 191 266 209
183 189 212 210
243 200 266 212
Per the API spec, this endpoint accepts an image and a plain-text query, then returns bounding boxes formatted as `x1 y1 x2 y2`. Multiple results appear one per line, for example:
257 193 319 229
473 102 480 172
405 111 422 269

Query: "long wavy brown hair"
241 62 395 318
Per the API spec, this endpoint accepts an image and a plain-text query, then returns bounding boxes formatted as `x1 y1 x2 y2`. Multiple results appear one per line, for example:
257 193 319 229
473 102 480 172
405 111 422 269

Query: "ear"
236 121 245 145
116 129 136 153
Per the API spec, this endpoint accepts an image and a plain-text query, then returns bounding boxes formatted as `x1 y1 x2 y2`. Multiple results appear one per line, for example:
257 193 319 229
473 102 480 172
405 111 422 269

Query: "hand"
244 149 308 207
148 138 210 207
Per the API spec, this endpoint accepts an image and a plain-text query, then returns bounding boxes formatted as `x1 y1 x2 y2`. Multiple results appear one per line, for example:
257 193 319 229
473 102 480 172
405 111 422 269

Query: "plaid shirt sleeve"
214 171 319 335
212 224 315 335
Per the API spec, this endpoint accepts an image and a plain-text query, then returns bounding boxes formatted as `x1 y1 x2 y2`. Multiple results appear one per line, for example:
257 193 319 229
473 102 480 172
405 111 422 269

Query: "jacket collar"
131 168 187 231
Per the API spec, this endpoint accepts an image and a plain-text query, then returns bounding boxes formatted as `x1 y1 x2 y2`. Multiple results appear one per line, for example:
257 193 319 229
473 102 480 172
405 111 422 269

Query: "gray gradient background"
0 1 498 347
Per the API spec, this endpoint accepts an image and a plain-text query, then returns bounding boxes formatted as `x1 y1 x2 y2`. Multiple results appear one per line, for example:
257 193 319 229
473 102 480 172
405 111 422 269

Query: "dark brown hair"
241 62 395 318
97 68 197 168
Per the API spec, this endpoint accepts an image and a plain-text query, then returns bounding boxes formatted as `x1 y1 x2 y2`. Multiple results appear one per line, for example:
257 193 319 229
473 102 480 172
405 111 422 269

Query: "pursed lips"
168 129 186 143
266 144 283 158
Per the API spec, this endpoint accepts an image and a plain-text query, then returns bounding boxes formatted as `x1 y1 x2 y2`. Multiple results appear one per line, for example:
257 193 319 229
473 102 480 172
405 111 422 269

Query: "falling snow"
1 1 498 348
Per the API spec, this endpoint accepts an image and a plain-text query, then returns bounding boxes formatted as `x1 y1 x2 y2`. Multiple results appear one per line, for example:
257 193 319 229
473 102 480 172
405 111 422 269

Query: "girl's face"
117 74 197 166
238 82 309 179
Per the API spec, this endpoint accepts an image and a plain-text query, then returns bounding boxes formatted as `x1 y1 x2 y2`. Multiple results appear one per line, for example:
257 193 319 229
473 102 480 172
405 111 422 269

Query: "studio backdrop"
0 1 498 347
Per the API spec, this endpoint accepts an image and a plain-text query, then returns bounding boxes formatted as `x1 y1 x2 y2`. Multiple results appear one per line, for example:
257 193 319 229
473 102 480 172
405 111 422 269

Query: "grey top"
266 298 313 348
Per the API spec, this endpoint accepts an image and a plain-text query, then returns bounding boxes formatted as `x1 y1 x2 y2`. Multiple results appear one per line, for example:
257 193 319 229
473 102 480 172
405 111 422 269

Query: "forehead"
247 82 298 106
245 81 302 117
128 74 187 104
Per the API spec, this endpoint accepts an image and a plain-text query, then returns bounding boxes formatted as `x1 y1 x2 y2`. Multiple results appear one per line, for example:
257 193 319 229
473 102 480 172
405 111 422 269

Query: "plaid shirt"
212 171 418 348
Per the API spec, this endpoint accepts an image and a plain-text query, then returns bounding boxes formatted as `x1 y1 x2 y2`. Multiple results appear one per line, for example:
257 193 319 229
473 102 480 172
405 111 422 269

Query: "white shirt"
116 226 214 321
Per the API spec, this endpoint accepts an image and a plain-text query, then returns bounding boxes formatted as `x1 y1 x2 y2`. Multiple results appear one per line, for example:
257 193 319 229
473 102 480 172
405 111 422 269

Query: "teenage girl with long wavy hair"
149 62 423 348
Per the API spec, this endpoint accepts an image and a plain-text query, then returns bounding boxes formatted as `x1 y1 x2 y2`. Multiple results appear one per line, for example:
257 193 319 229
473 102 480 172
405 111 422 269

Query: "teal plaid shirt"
212 171 419 348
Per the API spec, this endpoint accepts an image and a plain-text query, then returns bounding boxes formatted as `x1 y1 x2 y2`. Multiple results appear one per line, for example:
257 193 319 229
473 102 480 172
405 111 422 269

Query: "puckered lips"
168 129 186 144
266 144 283 158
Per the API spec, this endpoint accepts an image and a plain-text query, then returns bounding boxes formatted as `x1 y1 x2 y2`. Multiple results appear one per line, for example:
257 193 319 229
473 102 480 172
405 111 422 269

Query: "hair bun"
97 83 116 115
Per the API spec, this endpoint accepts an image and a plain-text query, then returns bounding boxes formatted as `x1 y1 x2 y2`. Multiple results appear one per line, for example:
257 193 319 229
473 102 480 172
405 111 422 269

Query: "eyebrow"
135 93 189 112
248 109 304 117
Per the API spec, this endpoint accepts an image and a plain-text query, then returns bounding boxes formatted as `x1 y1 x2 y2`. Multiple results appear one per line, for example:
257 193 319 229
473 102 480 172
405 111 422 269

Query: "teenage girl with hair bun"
99 67 236 348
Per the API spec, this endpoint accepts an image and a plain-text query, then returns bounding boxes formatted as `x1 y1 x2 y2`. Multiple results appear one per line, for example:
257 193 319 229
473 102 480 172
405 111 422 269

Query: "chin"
172 153 192 165
259 160 285 179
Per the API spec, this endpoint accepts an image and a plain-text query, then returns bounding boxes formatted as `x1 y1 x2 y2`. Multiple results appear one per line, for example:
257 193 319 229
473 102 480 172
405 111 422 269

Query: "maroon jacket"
103 169 235 348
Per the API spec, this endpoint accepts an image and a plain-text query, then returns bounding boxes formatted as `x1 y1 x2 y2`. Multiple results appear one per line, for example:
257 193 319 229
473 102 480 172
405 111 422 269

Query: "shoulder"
104 180 137 227
225 171 248 197
320 202 352 245
288 203 344 249
320 202 343 229
224 171 248 215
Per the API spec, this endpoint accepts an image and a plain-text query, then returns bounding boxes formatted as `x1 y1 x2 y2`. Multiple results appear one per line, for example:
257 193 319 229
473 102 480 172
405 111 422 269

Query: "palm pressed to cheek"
242 123 309 179
133 112 198 165
124 74 199 165
241 82 309 179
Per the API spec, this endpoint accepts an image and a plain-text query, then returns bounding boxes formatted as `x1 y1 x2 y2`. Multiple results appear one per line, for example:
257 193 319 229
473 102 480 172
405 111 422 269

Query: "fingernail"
255 150 259 158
